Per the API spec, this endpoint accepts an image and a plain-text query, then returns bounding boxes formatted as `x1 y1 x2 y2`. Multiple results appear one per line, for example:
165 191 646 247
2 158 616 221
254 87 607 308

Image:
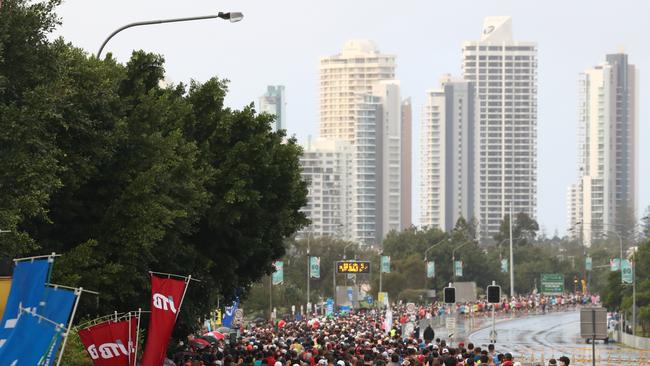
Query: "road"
466 310 646 365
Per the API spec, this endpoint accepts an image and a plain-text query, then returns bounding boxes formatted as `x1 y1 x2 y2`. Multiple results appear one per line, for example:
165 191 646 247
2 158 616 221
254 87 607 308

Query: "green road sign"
540 273 564 295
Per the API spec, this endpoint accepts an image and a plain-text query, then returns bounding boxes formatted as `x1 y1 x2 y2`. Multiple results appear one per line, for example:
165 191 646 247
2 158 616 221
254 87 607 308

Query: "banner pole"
13 252 61 263
175 275 192 322
128 311 132 366
134 308 142 365
56 287 83 366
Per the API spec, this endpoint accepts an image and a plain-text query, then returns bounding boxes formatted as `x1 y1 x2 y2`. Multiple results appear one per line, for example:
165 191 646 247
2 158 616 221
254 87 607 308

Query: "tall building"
320 40 396 142
420 76 478 231
316 41 402 246
297 138 352 240
259 85 286 131
348 81 402 245
400 98 413 230
375 81 402 238
461 16 538 240
569 53 638 246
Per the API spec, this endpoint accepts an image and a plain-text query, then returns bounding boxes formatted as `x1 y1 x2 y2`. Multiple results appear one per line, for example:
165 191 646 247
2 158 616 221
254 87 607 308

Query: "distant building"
319 40 396 142
569 53 638 246
313 41 403 245
461 16 538 240
420 75 477 231
259 85 286 131
297 138 352 240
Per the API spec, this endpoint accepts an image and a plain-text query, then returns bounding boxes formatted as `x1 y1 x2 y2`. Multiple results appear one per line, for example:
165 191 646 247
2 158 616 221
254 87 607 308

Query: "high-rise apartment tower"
461 17 538 239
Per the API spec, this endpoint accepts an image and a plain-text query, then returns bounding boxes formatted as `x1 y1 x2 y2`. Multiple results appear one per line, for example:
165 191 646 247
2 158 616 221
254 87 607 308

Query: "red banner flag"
78 317 138 366
141 275 188 366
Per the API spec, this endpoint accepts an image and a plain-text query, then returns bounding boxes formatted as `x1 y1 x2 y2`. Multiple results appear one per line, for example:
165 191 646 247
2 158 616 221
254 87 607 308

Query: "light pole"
574 221 624 283
306 230 314 315
97 12 243 58
379 251 384 296
632 259 636 336
343 243 355 260
509 205 515 297
424 237 449 287
451 241 472 283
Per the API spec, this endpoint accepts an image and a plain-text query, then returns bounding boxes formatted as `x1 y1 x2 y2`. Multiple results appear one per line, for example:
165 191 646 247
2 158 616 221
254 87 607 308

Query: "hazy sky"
53 0 648 236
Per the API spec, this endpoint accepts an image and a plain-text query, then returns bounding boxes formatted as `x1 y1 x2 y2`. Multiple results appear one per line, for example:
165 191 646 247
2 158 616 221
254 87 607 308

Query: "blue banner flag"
222 297 240 328
0 286 76 365
0 259 50 348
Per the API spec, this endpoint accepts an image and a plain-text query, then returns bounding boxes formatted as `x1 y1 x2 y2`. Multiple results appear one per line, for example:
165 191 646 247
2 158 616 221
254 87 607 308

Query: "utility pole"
379 252 383 295
509 204 514 297
306 231 311 314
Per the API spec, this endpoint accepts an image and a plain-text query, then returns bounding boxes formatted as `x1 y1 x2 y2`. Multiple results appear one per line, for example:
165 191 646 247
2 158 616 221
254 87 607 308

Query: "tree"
642 206 650 240
493 212 540 245
0 0 65 263
1 0 308 346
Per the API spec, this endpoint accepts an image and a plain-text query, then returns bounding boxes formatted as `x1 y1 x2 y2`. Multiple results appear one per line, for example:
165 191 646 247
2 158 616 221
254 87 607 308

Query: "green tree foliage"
242 236 367 317
0 0 65 257
642 206 650 240
0 0 308 345
494 212 540 245
601 238 650 335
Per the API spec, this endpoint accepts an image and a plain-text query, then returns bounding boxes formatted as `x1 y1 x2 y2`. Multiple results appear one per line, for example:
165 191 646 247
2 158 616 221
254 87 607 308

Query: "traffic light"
443 286 456 304
487 285 501 304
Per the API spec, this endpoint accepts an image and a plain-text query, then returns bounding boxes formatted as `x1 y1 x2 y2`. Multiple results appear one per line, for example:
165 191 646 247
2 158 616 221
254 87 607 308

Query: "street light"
343 243 355 260
424 237 450 289
305 229 314 315
573 221 623 282
97 12 244 58
452 241 473 283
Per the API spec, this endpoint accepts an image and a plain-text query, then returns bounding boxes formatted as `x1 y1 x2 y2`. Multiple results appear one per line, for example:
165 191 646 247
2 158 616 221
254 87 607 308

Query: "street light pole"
424 237 449 287
343 243 355 260
97 12 243 58
633 260 636 336
306 231 312 315
574 221 624 283
509 205 515 297
452 241 471 283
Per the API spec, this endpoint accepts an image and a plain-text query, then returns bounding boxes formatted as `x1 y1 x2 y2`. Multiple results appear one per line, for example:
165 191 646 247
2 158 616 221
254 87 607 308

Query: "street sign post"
580 307 607 366
540 273 564 295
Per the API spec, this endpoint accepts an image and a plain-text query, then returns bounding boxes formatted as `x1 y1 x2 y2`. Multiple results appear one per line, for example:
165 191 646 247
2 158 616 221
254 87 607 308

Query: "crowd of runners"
170 294 595 366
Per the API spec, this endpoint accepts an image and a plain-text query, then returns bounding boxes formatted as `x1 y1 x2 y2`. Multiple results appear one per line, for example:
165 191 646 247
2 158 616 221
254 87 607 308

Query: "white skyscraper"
569 53 638 246
298 138 352 240
315 41 402 245
259 85 286 131
320 40 396 142
420 76 478 231
374 81 402 238
461 16 538 239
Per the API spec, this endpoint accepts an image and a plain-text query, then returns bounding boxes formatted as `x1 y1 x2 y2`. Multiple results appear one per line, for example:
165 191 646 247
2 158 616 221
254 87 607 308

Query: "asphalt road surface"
467 311 646 365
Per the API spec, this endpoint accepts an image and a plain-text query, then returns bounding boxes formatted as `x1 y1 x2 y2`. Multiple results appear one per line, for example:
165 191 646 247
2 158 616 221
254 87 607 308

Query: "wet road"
467 311 645 365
